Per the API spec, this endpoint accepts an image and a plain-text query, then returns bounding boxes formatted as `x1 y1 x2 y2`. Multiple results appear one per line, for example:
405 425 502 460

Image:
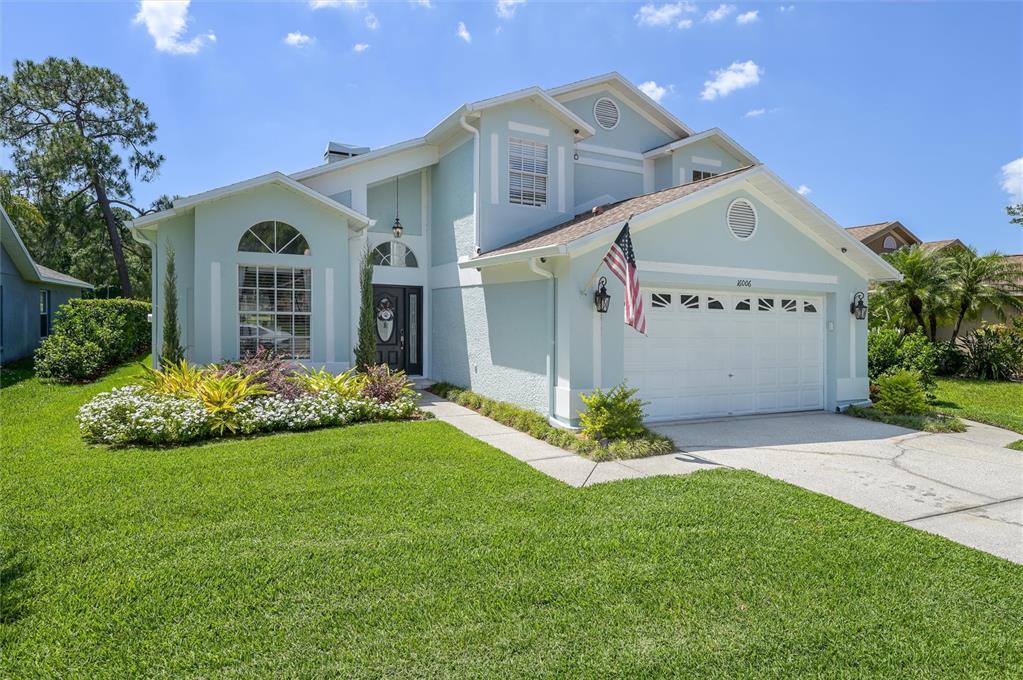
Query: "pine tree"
162 247 184 364
354 248 376 371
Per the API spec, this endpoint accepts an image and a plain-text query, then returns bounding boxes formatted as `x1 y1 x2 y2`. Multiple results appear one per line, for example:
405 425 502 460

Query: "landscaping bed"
844 404 966 433
78 350 423 447
428 382 674 461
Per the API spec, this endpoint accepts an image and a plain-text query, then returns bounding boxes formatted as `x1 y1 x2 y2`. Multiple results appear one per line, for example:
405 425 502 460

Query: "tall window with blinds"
508 137 548 208
238 265 311 359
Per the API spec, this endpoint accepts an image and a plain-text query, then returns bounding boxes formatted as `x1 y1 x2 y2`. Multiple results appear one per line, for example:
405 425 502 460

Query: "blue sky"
2 1 1021 253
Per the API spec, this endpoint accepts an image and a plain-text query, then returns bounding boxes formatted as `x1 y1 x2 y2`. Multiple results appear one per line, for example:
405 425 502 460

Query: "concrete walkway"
419 392 1022 563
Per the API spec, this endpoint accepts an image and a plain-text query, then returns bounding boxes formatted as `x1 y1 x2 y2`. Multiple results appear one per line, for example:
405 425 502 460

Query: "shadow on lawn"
0 359 35 389
1 546 34 625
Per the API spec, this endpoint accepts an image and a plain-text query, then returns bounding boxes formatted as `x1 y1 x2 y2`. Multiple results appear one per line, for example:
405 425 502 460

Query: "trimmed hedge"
429 382 675 462
35 298 151 383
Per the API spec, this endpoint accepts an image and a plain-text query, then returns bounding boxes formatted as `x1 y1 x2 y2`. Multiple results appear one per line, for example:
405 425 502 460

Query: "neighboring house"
130 72 899 426
846 221 1021 340
1 205 93 363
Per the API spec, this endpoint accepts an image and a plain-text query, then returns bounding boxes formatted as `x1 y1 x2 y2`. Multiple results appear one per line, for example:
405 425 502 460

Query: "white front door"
624 290 825 421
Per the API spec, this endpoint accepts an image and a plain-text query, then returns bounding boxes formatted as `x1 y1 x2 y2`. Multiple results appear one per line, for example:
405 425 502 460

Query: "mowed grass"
933 378 1023 434
2 363 1022 678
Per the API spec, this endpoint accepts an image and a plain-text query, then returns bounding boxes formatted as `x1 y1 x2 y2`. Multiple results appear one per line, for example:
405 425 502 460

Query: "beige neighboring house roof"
845 220 922 246
479 166 756 258
920 238 967 252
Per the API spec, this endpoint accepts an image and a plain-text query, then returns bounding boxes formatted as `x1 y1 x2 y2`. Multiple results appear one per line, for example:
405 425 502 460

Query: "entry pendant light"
392 175 403 239
850 291 867 320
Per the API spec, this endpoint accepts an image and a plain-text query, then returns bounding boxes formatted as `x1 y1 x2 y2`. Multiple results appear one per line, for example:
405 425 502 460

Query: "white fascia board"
546 71 695 137
290 138 430 181
643 128 760 165
463 244 566 269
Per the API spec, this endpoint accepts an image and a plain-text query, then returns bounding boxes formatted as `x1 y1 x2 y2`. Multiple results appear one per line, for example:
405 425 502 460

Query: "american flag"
602 222 646 335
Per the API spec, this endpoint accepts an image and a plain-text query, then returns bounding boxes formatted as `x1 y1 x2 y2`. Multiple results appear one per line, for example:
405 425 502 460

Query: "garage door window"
781 298 797 312
758 297 775 311
680 294 699 310
707 296 725 310
803 301 818 313
735 298 751 311
651 293 672 309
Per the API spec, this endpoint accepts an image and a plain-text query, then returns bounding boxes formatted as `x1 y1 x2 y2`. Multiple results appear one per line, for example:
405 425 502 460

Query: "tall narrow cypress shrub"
162 247 185 365
354 248 376 371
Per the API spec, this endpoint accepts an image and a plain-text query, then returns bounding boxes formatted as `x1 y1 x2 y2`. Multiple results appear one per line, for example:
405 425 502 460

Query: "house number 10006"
736 279 752 287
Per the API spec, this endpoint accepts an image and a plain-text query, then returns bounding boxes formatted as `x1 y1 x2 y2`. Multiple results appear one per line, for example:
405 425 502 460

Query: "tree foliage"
354 249 376 371
1008 203 1023 227
162 246 185 364
871 245 951 340
945 247 1023 342
0 57 164 297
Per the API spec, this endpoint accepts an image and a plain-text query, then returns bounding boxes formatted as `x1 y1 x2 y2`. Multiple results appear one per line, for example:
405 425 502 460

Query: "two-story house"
130 73 900 426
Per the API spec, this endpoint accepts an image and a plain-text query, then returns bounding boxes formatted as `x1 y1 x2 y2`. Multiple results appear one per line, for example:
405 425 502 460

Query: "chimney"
323 142 370 164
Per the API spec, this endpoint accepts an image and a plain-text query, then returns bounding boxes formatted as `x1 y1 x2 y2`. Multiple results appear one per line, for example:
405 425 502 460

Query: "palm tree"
874 245 951 339
945 247 1023 343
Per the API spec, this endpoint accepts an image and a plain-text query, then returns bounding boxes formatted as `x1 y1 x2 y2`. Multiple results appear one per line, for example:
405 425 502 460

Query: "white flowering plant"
78 360 422 447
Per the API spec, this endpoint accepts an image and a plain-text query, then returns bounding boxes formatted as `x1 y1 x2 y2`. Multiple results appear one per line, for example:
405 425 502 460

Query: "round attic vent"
727 198 758 240
593 97 620 130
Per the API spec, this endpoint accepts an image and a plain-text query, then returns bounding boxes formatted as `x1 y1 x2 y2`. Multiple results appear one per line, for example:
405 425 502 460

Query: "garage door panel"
626 289 825 421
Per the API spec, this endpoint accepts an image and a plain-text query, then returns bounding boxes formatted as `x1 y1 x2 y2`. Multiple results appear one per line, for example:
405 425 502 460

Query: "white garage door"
625 290 825 421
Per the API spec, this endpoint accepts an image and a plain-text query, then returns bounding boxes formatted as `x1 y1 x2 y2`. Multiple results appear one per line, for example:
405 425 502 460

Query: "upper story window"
882 235 898 251
693 170 718 182
509 138 548 208
370 241 418 268
239 221 310 255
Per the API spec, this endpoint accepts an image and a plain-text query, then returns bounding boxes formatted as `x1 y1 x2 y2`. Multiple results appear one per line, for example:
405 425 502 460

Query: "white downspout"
528 257 556 422
458 114 481 254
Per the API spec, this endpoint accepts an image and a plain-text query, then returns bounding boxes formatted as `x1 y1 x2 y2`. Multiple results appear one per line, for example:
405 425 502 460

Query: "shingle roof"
845 222 896 241
919 239 965 252
35 264 92 288
478 165 757 258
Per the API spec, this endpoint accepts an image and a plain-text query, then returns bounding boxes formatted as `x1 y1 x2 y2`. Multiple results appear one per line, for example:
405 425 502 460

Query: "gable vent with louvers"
593 97 620 130
727 198 758 240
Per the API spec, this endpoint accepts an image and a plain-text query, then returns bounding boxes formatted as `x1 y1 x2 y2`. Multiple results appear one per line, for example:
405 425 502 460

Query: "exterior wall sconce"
594 276 611 313
850 291 867 320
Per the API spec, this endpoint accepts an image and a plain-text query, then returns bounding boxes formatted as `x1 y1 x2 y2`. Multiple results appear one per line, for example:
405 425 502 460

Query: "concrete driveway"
648 412 1023 564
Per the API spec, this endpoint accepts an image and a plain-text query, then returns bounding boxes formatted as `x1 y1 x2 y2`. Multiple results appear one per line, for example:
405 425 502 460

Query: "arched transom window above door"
239 221 310 255
370 240 418 267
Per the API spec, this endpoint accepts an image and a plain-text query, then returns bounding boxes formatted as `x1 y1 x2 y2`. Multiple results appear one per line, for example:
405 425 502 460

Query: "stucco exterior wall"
669 138 746 186
431 271 552 413
559 89 674 153
165 183 356 367
478 102 576 252
367 170 423 236
430 140 474 266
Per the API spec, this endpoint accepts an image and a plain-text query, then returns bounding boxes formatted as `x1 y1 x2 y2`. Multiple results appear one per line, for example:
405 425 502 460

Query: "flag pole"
581 214 633 294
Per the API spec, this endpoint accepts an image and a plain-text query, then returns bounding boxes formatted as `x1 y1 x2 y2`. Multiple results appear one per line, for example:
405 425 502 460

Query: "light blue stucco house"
1 205 93 363
129 73 900 426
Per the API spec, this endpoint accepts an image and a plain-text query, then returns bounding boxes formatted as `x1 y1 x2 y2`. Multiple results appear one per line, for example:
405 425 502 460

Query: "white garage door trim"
626 288 826 421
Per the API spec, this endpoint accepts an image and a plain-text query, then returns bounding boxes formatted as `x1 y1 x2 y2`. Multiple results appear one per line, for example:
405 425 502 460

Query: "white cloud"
638 80 671 103
1000 157 1023 201
353 42 370 53
797 184 812 196
309 0 365 9
779 5 795 13
745 108 766 118
284 31 314 47
456 21 472 43
134 1 215 55
496 0 526 19
703 4 735 23
634 2 696 28
736 10 759 24
700 60 762 100
410 0 433 7
364 12 379 29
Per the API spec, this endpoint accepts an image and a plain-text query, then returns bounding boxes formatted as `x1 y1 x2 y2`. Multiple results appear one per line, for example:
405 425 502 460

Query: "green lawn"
933 378 1023 434
2 364 1022 678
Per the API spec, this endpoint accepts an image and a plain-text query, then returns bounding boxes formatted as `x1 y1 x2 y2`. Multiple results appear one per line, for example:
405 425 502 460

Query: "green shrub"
361 364 416 403
960 324 1023 380
868 328 937 389
35 298 150 383
33 335 104 383
579 383 646 441
874 370 929 416
294 366 366 399
934 341 967 377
